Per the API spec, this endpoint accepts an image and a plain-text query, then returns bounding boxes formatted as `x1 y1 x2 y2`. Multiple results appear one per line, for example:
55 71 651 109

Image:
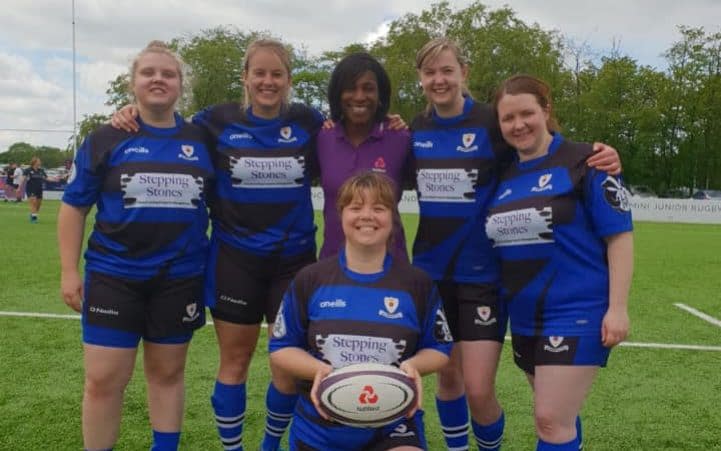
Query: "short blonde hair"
336 171 397 215
242 38 292 112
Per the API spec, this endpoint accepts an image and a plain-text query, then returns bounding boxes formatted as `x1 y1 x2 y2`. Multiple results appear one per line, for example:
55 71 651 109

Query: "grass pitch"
0 200 720 450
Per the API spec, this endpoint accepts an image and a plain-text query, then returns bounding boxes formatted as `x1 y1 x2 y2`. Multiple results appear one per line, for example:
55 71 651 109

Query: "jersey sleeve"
268 280 308 353
62 136 105 207
583 167 633 237
418 284 454 356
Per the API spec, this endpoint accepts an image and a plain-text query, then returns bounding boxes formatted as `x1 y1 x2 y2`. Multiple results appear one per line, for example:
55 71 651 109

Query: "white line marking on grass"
2 310 719 351
674 303 721 328
618 341 721 352
0 311 81 320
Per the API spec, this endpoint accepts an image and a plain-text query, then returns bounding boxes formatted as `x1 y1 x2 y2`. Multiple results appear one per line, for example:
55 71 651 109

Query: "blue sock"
211 381 246 451
576 416 582 450
472 411 505 451
151 430 180 451
260 383 298 451
537 437 580 451
436 395 469 450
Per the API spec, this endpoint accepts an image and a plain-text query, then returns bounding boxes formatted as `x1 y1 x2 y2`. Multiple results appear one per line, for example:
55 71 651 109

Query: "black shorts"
206 239 316 325
292 409 426 451
82 270 205 347
511 335 611 376
436 281 507 342
25 182 43 199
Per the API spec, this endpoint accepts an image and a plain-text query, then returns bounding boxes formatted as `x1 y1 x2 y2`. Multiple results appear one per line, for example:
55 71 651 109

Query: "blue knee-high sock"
576 416 582 450
261 383 298 451
472 411 505 451
211 381 246 451
436 395 469 450
537 437 580 451
151 430 180 451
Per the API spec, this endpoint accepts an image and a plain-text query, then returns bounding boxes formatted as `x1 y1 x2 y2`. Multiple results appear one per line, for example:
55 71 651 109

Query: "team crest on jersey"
601 176 631 212
379 296 403 319
474 306 497 326
182 302 200 322
434 308 453 343
457 133 479 152
544 336 570 353
178 144 199 161
273 304 287 338
278 126 297 143
531 173 553 192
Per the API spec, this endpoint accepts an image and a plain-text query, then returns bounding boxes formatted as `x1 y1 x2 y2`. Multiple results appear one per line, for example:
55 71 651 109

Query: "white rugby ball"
317 363 417 428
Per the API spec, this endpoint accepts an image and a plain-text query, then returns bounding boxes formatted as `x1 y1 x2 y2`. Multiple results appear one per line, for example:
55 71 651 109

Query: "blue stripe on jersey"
411 97 501 283
63 115 214 279
194 103 322 256
486 134 632 336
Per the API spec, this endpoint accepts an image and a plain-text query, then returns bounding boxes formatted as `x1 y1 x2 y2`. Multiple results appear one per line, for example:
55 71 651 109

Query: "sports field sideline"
1 200 719 450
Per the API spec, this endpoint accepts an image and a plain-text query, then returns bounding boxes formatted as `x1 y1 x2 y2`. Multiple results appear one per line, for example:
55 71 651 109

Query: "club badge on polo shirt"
178 144 199 161
379 296 403 319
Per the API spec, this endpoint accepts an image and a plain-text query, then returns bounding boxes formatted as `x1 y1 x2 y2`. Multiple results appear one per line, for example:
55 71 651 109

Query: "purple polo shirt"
317 121 411 261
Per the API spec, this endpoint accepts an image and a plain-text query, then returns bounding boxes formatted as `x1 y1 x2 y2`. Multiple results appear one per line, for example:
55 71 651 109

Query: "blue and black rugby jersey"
193 102 323 256
410 96 510 283
63 114 214 279
485 133 633 336
270 249 452 384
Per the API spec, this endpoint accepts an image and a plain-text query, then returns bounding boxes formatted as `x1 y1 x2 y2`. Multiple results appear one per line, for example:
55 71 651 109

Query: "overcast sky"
1 0 719 154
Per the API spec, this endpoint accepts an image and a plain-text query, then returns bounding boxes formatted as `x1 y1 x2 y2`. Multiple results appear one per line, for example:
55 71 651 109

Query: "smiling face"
418 48 468 117
243 48 291 119
341 188 393 251
340 70 379 127
496 92 552 161
132 52 181 113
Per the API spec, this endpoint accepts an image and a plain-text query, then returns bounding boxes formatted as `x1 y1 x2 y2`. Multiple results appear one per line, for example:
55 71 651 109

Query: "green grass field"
1 200 720 450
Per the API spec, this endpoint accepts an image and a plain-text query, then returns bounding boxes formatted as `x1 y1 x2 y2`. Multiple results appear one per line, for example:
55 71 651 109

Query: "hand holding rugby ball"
312 362 419 428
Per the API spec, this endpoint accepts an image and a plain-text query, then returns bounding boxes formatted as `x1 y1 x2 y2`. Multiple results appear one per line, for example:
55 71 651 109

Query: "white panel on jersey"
416 168 477 203
315 334 406 367
121 172 203 209
229 156 305 189
486 207 554 247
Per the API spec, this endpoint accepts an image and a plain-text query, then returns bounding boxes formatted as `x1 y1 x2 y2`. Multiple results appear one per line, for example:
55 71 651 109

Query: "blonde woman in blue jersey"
487 74 633 451
112 38 323 451
411 38 622 451
59 41 214 451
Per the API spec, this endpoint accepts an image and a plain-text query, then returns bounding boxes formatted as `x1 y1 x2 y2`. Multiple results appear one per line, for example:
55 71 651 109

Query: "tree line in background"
3 1 719 194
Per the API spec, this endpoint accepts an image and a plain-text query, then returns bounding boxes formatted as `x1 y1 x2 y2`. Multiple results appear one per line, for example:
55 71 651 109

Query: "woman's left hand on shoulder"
588 142 622 175
386 114 408 131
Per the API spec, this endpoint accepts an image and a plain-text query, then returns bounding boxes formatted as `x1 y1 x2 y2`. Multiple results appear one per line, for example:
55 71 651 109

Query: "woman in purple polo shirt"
317 52 411 261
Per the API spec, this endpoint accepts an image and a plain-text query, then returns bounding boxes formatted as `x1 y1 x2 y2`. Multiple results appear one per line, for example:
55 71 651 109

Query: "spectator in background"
13 163 24 201
23 157 48 223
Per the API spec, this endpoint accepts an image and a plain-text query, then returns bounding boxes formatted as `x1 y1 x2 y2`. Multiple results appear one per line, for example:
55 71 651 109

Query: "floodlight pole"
72 0 77 155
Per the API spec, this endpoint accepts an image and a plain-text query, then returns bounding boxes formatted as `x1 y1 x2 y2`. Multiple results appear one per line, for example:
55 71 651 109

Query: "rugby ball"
317 363 417 428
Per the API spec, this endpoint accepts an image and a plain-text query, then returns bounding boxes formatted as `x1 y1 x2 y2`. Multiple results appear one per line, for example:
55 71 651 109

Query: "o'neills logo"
543 336 570 353
89 306 119 316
